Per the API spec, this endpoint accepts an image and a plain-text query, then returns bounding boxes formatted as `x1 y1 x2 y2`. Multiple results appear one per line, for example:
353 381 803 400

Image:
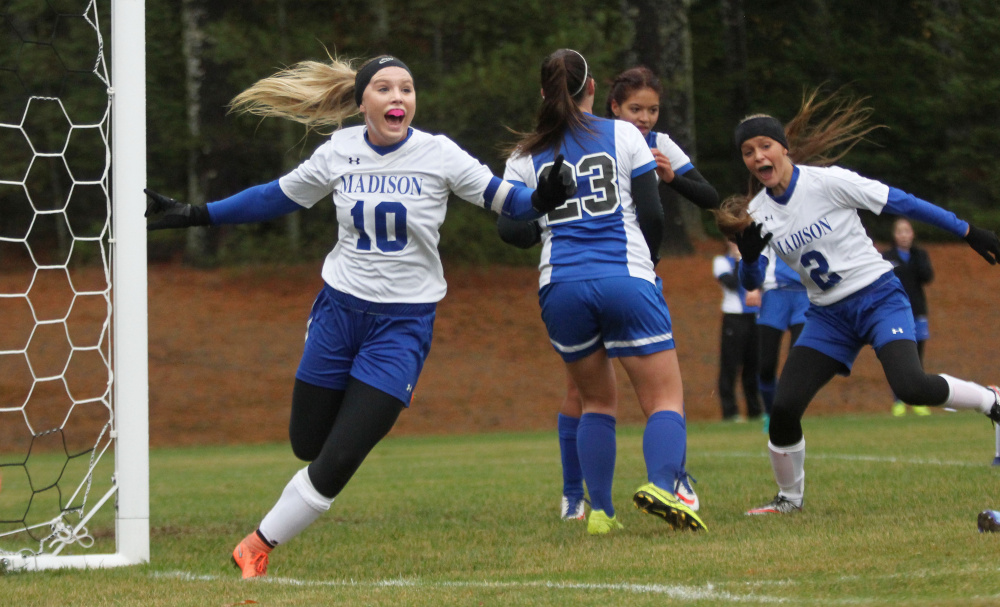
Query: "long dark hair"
714 87 884 237
605 65 662 118
509 49 594 158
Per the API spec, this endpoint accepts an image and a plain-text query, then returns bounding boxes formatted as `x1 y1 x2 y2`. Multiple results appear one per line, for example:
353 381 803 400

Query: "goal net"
0 0 148 571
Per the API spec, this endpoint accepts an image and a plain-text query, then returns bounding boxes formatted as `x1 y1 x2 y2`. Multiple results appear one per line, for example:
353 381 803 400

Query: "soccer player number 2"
351 200 408 252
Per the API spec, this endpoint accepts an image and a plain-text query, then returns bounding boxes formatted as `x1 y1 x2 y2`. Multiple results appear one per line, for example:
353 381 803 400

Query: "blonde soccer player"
144 53 575 578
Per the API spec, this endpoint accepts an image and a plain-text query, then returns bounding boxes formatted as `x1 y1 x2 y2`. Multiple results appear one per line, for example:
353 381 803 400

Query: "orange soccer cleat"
232 531 272 579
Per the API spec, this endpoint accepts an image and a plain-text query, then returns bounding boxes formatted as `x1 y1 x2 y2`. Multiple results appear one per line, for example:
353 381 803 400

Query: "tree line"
3 0 998 266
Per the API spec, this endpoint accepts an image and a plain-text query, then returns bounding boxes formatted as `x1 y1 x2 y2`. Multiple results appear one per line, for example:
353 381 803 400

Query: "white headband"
567 49 589 97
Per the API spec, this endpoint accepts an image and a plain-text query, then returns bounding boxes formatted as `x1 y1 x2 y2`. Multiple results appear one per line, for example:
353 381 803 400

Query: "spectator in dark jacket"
883 217 934 417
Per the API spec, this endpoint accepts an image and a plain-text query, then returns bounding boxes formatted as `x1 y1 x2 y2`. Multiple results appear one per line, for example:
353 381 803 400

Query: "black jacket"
882 246 934 316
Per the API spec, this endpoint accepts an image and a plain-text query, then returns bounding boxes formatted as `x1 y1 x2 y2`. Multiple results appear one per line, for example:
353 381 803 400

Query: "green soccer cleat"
633 482 707 531
587 509 624 535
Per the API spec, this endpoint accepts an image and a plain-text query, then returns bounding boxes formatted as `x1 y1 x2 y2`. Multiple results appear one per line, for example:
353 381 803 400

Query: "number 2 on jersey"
351 200 408 252
800 250 842 291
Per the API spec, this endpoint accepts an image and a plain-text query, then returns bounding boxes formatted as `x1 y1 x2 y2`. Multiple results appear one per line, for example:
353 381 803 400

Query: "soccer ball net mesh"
0 0 117 564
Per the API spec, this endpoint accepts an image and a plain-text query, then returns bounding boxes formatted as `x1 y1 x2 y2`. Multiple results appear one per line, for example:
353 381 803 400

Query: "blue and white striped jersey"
646 131 694 177
504 116 657 288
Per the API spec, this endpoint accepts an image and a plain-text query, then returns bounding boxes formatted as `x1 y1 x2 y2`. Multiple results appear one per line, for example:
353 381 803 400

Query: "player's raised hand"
965 224 1000 265
143 189 211 230
733 221 772 264
531 154 577 214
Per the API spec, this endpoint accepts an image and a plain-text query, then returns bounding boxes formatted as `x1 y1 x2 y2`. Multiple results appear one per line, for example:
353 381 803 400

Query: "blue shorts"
539 276 675 363
914 315 930 342
795 272 915 375
757 287 809 331
295 284 436 406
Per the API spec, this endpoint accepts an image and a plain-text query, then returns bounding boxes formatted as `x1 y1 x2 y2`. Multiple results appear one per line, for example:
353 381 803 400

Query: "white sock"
258 467 334 546
940 374 997 414
769 439 805 506
995 425 1000 459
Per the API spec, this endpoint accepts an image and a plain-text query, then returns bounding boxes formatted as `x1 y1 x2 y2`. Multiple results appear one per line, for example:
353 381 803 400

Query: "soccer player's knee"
767 407 802 446
289 434 323 462
890 376 939 406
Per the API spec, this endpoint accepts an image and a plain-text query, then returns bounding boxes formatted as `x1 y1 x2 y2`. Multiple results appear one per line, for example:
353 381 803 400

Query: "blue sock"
577 412 616 517
759 377 776 416
643 410 687 490
557 414 583 501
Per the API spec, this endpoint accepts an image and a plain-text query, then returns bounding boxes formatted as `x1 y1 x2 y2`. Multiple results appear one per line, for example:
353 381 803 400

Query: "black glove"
531 154 577 214
144 189 211 230
965 224 1000 265
733 222 773 264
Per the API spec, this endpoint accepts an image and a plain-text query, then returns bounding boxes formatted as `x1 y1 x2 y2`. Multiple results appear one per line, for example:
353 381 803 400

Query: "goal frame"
3 0 149 572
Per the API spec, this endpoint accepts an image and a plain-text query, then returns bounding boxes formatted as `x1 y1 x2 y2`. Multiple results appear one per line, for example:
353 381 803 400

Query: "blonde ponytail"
229 54 360 134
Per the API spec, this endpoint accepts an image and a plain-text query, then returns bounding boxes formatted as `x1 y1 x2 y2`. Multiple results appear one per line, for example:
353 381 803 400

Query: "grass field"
4 412 1000 606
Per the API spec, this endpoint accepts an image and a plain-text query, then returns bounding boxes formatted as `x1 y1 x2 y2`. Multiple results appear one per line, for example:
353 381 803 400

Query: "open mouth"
385 109 405 126
757 165 775 182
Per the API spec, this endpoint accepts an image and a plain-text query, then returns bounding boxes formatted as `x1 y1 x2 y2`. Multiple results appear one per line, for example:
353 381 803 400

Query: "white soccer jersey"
647 131 693 176
761 252 804 292
713 255 749 314
279 125 497 303
504 116 658 288
749 164 893 306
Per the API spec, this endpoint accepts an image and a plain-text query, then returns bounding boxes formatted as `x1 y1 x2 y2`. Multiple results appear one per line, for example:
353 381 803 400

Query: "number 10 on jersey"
351 199 408 252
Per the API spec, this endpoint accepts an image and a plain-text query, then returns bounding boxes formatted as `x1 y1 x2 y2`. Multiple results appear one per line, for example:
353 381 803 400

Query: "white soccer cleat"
674 473 700 512
746 493 802 515
560 495 586 520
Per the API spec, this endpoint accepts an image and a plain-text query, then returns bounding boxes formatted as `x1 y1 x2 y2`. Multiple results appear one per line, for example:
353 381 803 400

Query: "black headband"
354 56 411 107
734 116 788 150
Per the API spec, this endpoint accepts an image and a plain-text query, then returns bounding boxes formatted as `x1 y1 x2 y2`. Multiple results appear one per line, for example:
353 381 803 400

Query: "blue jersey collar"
364 127 413 155
767 165 800 205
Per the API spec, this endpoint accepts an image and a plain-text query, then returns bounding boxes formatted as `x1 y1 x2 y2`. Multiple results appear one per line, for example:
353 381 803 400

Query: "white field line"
704 450 983 467
152 570 1000 605
152 452 996 604
153 570 790 603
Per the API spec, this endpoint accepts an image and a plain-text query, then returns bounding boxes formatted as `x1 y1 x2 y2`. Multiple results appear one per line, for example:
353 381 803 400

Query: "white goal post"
0 0 148 572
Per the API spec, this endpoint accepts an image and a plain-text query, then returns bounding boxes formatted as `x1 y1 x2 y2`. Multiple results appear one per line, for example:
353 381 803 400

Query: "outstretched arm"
144 180 303 230
494 154 577 221
885 187 1000 264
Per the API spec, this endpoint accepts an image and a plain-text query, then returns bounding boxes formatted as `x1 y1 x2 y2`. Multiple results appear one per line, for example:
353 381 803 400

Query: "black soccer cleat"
986 386 1000 425
978 510 1000 533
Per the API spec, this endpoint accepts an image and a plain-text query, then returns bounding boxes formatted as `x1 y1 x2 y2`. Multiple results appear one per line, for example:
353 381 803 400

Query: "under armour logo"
763 215 773 222
347 157 360 165
406 384 413 392
379 56 395 64
892 327 904 334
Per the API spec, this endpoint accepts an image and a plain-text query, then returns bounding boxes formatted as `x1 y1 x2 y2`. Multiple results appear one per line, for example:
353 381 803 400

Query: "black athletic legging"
769 339 950 447
288 378 404 499
757 324 804 389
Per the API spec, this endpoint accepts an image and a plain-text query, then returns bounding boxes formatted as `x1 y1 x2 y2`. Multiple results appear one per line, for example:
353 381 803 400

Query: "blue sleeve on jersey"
674 162 694 176
739 255 766 290
884 187 969 237
206 180 303 225
496 176 544 221
631 161 657 179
